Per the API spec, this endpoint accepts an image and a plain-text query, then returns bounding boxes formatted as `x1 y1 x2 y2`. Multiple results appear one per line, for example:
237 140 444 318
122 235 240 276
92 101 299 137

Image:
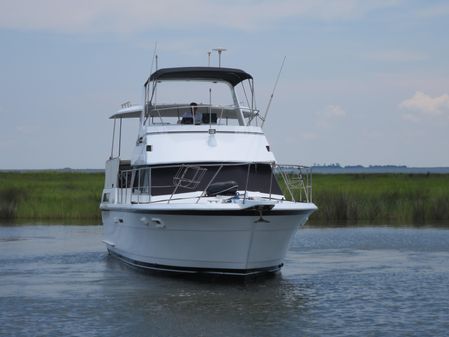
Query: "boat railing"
244 109 264 126
116 162 312 205
168 166 208 203
144 104 251 126
275 165 313 203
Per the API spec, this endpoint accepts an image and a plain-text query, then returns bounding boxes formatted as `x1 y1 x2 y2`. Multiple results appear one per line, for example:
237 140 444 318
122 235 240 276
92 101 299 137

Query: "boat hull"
101 206 314 275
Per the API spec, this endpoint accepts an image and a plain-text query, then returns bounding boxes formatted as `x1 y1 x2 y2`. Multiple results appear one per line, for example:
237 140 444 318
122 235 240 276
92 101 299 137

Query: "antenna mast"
144 42 158 123
149 42 157 75
261 56 286 128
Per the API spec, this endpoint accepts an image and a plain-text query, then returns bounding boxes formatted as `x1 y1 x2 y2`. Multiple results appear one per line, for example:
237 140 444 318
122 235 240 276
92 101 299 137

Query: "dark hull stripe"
108 249 282 276
101 207 312 216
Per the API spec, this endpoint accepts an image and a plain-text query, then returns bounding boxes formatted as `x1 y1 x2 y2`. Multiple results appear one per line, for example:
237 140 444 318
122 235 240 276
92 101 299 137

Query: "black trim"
148 67 252 87
108 249 282 276
101 207 311 216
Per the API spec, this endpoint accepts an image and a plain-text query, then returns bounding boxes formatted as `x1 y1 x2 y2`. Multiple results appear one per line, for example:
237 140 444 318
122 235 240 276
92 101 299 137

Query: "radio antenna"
261 56 286 128
150 42 158 74
144 41 158 88
143 42 158 122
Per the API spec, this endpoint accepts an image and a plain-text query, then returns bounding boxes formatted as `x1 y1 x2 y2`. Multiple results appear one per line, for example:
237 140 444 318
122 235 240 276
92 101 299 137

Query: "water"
1 225 448 337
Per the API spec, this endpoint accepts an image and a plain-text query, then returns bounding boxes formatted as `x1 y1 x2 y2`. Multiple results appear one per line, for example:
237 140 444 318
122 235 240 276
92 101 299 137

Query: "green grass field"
308 174 449 225
0 172 103 222
1 172 448 225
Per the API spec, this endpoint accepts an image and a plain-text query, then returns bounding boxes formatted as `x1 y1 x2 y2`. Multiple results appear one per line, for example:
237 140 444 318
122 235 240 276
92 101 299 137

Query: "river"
1 224 448 337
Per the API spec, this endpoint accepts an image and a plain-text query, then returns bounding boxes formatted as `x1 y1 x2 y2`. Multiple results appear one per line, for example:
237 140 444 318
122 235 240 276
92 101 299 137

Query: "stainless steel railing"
275 165 313 203
116 162 312 204
143 104 248 126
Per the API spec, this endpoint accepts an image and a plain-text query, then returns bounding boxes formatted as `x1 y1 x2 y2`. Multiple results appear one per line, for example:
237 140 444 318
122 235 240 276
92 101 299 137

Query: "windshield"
145 80 245 126
152 80 236 107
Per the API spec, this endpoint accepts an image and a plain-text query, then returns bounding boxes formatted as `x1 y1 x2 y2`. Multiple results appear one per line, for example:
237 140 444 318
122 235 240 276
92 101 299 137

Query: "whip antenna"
144 42 158 87
150 42 158 75
261 56 286 128
143 42 158 122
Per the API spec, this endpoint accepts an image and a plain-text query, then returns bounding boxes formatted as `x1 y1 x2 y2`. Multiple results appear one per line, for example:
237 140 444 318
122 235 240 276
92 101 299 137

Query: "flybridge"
107 66 264 127
145 67 256 124
106 65 274 165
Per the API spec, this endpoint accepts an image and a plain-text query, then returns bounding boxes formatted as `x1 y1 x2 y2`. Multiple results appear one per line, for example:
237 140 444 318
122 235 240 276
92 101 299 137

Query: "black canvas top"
147 67 253 86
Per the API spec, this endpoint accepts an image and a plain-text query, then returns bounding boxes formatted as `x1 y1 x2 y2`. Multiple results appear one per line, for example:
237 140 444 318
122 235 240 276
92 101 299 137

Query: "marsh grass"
0 172 103 221
1 172 449 225
304 174 449 225
0 187 27 219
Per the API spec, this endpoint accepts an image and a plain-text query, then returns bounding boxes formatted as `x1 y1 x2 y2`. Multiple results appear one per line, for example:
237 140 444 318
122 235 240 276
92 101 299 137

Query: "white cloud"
400 91 449 114
0 0 401 33
399 91 449 122
314 104 347 128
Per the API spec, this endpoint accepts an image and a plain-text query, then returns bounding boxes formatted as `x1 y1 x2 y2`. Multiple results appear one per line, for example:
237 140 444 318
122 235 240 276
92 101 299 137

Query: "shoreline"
1 172 449 226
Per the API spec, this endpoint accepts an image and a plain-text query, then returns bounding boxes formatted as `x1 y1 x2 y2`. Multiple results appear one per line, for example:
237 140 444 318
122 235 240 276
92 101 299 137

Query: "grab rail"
275 165 312 203
144 104 253 126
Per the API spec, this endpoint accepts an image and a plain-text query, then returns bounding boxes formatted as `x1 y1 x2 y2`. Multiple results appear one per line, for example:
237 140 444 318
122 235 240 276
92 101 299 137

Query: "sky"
1 0 449 169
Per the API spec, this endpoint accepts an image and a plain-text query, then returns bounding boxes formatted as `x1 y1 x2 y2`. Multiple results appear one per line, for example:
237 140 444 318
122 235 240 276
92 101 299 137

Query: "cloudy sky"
1 0 448 169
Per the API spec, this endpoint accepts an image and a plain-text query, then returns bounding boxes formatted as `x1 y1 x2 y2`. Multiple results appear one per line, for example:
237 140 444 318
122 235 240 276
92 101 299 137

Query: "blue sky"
1 0 448 169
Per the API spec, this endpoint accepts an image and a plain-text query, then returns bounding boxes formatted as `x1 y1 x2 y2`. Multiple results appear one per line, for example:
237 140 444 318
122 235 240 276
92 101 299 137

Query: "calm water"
1 225 448 337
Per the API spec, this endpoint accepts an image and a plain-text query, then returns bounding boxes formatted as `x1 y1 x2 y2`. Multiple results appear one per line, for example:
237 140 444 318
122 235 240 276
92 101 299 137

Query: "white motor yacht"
100 66 317 275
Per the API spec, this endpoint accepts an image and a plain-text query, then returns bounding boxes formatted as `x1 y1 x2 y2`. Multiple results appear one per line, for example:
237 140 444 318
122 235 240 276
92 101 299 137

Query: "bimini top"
147 67 253 87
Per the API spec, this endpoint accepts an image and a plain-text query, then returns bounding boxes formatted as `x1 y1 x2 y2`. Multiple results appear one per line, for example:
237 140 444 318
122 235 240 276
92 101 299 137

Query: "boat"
100 65 317 275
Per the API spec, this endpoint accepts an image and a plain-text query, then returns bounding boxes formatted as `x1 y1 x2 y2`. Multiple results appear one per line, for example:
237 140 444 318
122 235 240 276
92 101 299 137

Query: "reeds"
1 172 449 225
0 187 26 219
303 174 449 225
0 172 103 222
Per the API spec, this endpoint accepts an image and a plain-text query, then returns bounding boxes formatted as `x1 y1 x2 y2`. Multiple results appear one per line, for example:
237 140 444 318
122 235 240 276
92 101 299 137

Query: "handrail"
195 165 223 204
143 104 260 126
275 164 313 203
168 165 207 203
116 162 312 205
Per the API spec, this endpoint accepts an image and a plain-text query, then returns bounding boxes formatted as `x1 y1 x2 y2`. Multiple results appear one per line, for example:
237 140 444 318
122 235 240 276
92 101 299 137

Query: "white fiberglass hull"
101 203 316 275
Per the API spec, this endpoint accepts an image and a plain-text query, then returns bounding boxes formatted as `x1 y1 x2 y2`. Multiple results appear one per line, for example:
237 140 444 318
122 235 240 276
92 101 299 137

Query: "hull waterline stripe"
108 249 283 276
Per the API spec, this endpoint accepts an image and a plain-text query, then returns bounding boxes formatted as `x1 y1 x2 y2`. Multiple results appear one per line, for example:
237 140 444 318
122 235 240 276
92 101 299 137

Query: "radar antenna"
213 48 227 67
